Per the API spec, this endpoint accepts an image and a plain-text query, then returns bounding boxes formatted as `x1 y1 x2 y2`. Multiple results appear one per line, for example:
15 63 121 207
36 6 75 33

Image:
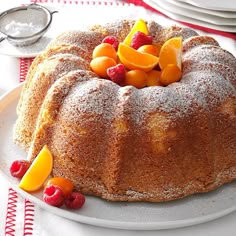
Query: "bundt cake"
14 19 236 202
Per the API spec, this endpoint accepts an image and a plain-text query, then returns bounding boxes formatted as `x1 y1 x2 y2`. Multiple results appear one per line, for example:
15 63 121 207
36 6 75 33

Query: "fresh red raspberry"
43 185 64 207
10 160 30 179
102 36 119 51
65 192 85 210
131 31 153 50
107 64 126 85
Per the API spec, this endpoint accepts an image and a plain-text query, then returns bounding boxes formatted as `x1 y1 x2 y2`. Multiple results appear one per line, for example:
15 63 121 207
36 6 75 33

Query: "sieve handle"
50 10 59 15
0 35 7 43
28 3 58 15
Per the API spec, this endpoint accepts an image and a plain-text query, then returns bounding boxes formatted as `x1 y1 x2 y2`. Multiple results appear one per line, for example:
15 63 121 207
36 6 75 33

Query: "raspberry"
10 160 30 179
131 31 153 50
102 36 119 51
65 192 85 210
107 64 126 85
43 185 64 207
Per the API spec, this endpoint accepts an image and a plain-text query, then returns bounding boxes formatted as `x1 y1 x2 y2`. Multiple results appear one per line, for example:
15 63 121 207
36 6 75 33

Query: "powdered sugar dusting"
71 21 236 126
61 78 118 123
31 20 236 129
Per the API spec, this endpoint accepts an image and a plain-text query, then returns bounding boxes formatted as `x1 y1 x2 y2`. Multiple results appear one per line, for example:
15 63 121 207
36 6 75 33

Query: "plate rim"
144 0 236 32
154 0 236 25
174 0 236 11
0 35 52 58
165 0 236 18
1 84 236 231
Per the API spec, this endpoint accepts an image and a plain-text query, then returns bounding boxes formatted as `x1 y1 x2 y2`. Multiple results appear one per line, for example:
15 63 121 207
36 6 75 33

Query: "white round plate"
1 84 236 230
144 0 236 32
152 0 236 25
166 0 236 18
175 0 236 11
0 35 53 58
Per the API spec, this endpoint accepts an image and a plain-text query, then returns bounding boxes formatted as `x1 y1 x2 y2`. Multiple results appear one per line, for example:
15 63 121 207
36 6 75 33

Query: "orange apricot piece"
44 177 74 197
125 69 147 89
160 64 182 86
146 70 162 86
92 43 117 61
137 44 161 57
90 56 117 78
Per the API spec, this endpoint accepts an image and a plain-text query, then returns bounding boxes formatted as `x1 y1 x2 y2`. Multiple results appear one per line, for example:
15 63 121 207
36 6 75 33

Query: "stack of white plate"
143 0 236 32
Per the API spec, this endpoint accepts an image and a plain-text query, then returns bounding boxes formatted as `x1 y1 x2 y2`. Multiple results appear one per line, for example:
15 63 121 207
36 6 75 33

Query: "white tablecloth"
0 0 236 235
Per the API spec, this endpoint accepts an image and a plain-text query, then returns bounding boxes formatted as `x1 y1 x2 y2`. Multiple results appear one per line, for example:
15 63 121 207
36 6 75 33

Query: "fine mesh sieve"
0 4 57 46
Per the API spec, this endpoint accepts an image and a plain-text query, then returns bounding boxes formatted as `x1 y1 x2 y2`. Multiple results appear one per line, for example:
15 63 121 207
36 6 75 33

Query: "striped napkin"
2 183 34 235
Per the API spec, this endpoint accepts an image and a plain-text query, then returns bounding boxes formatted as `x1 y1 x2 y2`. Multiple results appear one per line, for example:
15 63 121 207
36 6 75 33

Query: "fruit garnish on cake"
117 42 159 72
90 19 183 88
18 145 53 192
123 19 149 45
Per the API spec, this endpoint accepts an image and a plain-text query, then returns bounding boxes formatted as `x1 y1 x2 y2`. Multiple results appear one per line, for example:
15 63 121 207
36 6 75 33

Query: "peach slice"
117 43 159 72
19 145 53 192
123 19 149 46
159 37 182 70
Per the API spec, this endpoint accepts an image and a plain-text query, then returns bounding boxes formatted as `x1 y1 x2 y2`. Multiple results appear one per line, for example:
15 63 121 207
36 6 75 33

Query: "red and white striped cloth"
1 181 34 235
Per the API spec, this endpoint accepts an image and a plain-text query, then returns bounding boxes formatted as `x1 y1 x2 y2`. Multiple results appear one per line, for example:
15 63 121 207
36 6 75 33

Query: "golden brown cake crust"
14 20 236 202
